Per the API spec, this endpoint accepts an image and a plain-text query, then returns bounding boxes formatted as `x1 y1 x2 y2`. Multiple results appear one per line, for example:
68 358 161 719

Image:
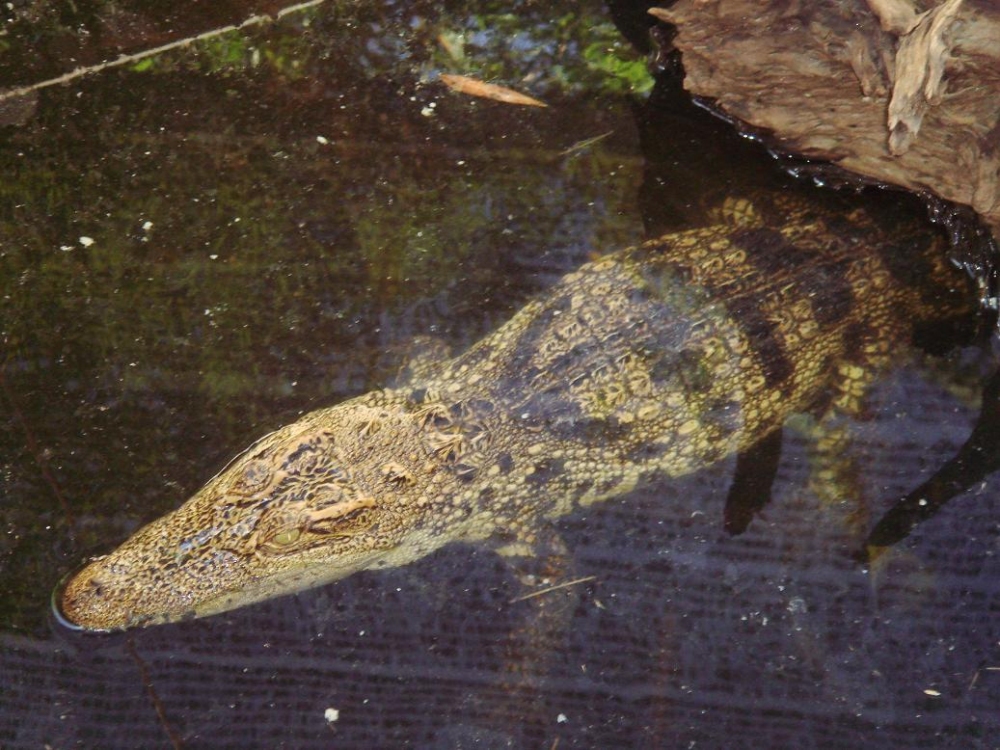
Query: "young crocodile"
58 193 977 631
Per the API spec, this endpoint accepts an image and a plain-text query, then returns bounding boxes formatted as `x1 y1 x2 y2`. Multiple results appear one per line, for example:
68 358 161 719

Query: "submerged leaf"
439 73 548 107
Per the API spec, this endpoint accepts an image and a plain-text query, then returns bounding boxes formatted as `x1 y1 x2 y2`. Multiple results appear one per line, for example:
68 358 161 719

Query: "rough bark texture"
651 0 1000 241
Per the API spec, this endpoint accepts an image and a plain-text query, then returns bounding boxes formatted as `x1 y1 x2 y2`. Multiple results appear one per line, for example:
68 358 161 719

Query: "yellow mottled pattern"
58 194 976 630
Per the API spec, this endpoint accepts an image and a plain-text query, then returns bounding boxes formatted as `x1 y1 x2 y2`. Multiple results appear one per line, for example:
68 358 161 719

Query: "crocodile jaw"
58 532 391 631
56 398 452 631
57 503 441 631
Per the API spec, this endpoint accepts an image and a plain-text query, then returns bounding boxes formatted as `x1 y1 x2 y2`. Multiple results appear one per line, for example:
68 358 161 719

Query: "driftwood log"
650 0 1000 242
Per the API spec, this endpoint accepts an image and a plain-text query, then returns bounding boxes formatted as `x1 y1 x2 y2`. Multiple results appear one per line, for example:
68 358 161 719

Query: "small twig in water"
0 0 328 104
969 666 1000 690
0 359 73 523
559 130 614 157
126 636 184 750
510 575 596 604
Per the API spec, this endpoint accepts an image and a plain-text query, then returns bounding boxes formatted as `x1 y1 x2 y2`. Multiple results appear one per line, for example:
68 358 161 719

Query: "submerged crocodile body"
59 194 977 631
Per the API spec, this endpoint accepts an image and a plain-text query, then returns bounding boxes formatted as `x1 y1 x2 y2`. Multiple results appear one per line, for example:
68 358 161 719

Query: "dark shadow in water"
868 364 1000 550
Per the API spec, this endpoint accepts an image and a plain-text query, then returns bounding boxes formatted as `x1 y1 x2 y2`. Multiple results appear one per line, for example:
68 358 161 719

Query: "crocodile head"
58 396 452 631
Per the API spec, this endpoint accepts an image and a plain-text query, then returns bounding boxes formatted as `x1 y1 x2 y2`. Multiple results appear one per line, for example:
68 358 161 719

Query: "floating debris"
439 74 547 107
510 576 596 603
560 130 613 156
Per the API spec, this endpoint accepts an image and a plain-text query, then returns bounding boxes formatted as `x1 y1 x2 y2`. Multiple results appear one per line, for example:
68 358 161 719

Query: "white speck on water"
79 236 94 247
787 597 807 615
142 221 153 231
317 136 329 145
324 707 339 723
557 713 568 724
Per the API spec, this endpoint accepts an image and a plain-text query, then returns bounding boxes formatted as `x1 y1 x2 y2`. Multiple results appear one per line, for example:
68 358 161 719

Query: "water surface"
2 2 999 748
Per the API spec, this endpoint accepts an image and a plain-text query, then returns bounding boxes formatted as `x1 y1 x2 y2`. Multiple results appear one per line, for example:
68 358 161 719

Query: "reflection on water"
2 1 999 748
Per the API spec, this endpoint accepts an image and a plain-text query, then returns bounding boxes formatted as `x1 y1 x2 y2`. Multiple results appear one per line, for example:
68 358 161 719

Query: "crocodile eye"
256 526 306 554
270 528 301 546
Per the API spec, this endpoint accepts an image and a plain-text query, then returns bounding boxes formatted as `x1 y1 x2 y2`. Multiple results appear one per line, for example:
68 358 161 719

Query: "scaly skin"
58 195 976 630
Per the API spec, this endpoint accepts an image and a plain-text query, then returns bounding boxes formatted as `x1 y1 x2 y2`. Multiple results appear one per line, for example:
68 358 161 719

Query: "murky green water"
2 2 999 748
